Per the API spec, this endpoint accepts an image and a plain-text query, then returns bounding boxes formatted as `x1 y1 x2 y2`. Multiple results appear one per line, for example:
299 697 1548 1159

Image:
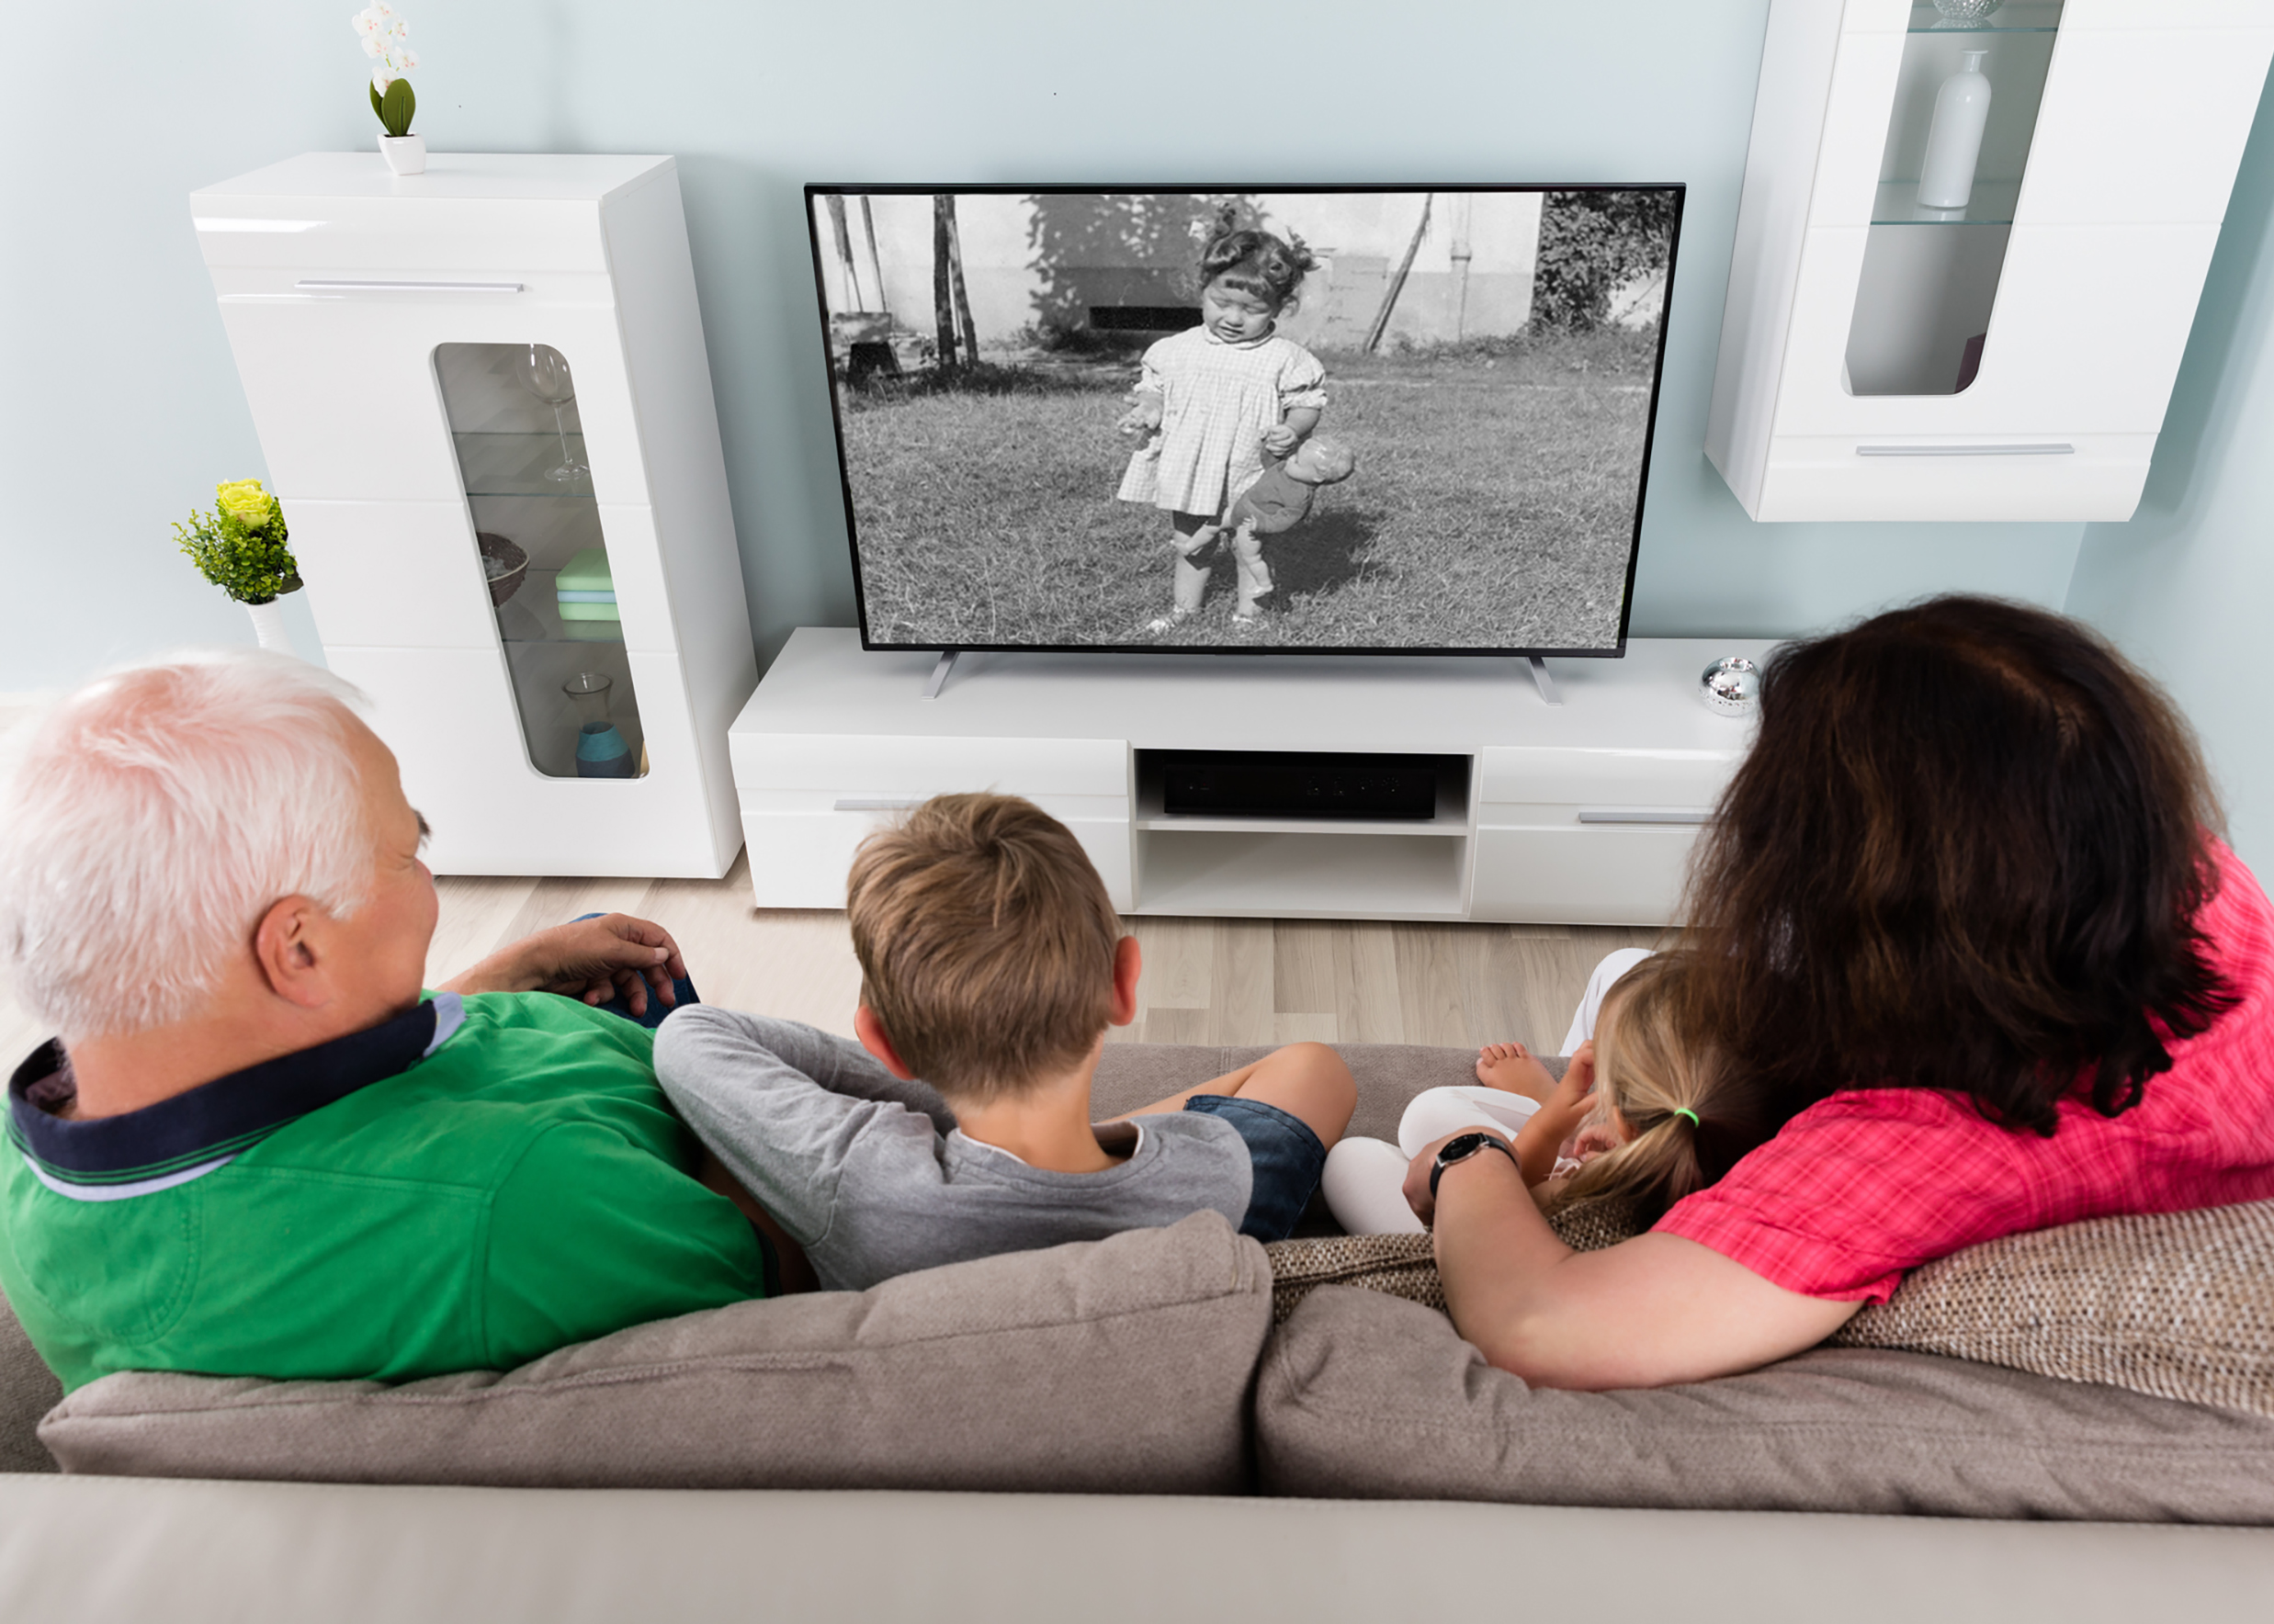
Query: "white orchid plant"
351 5 420 138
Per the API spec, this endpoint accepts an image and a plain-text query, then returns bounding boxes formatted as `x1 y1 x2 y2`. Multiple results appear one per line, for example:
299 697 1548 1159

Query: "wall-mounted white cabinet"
191 153 756 876
1706 1 2274 521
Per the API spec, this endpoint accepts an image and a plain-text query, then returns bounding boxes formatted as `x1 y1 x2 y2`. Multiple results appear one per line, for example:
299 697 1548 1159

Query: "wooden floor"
0 697 1660 1059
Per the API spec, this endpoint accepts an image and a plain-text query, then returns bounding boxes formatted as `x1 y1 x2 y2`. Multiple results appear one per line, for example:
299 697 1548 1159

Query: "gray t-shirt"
652 1008 1253 1292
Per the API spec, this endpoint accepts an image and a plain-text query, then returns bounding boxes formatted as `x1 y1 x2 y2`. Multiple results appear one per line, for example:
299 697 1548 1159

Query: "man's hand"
442 913 688 1017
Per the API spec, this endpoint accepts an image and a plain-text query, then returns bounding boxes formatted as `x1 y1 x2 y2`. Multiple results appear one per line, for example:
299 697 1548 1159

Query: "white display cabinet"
730 630 1768 927
1706 1 2274 522
190 153 756 876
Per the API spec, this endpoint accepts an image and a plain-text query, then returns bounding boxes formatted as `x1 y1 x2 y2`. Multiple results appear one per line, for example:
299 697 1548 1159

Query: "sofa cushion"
0 1280 61 1474
1256 1284 2274 1521
39 1211 1268 1492
1830 1198 2274 1419
1266 1197 1644 1322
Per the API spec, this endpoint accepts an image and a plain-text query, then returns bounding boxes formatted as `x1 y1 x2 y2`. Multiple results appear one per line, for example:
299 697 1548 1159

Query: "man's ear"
1107 934 1142 1028
854 1004 918 1081
252 895 332 1010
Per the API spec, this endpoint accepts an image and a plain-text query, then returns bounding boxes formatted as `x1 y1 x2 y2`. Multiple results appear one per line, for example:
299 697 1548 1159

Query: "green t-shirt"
1 991 766 1393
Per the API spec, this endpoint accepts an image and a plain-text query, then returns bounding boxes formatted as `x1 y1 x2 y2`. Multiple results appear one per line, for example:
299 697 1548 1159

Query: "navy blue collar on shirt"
6 994 462 1201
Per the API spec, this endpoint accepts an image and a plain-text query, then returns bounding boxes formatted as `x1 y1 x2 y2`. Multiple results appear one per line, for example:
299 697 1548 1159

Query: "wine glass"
515 344 588 484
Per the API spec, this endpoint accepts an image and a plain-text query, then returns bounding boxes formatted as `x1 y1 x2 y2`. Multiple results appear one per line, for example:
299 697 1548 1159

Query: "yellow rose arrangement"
175 479 303 606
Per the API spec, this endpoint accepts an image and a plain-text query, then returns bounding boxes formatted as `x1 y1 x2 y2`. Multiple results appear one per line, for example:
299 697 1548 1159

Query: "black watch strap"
1430 1131 1520 1200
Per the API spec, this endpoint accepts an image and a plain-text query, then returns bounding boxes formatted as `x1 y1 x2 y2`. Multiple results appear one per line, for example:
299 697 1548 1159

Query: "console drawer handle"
1854 444 2073 457
833 796 923 812
293 278 526 294
1577 807 1714 826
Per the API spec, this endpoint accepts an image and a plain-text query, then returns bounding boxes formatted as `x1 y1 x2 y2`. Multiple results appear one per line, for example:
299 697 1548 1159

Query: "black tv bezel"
804 181 1686 661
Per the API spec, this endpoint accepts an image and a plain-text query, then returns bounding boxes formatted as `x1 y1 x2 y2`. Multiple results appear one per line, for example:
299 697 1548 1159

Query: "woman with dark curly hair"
1407 595 2274 1388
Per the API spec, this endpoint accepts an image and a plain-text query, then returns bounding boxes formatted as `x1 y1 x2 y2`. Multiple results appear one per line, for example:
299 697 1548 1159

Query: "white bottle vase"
1918 50 1993 209
244 599 294 655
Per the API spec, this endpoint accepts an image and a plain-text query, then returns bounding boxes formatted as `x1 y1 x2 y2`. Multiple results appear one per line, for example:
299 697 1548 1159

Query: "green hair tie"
1672 1107 1700 1128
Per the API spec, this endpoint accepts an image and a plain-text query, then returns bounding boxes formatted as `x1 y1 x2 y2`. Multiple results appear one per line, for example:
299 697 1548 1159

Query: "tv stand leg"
1527 656 1563 707
920 648 960 700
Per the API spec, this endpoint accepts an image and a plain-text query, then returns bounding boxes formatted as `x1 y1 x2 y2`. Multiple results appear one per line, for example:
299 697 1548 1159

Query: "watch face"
1439 1132 1493 1164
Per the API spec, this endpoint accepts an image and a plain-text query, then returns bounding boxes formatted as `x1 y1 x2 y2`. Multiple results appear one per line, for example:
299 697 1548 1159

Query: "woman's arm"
1407 1138 1862 1390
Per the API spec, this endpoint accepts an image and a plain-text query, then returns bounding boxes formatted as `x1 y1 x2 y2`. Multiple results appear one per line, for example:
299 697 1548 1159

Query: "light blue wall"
2066 75 2274 872
2 0 2098 694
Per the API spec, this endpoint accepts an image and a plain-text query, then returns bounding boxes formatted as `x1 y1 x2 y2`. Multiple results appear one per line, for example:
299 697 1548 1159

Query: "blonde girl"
1321 952 1759 1234
1115 225 1328 628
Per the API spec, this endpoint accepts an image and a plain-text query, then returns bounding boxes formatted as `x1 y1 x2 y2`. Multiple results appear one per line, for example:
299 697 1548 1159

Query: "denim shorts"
1182 1093 1329 1242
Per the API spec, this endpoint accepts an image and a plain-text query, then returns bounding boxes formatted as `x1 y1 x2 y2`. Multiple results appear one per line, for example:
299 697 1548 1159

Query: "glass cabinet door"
435 343 648 780
1844 3 2064 397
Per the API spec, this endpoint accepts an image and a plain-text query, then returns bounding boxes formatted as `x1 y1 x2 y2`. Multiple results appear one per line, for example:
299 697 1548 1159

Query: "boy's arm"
652 1009 955 1247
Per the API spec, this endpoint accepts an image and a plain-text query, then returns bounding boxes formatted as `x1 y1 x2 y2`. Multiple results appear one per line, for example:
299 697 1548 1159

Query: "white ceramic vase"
1918 50 1993 209
244 599 294 656
378 133 427 175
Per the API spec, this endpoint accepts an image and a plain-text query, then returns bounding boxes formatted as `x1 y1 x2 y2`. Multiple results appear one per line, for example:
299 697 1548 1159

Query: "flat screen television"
806 185 1681 658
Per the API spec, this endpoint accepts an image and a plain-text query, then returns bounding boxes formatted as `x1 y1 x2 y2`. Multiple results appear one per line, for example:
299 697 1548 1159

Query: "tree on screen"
1533 191 1678 331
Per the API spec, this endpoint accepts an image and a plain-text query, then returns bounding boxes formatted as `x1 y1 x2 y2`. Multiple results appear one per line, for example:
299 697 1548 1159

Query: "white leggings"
1318 947 1655 1235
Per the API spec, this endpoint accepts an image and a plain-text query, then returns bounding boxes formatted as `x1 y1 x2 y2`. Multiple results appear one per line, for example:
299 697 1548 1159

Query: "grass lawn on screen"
836 328 1657 652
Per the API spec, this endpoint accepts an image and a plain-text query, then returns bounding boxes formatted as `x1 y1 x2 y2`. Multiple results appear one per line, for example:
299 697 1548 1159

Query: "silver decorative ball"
1930 0 2005 20
1699 656 1761 718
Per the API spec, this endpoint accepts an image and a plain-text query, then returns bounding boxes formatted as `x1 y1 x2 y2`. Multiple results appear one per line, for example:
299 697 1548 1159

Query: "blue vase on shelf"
563 672 639 780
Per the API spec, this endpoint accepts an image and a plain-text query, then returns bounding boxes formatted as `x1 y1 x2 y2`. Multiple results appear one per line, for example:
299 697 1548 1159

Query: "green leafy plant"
175 479 302 605
370 76 415 139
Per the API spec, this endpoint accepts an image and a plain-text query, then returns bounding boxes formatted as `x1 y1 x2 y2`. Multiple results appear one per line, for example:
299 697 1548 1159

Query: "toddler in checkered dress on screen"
1116 224 1330 629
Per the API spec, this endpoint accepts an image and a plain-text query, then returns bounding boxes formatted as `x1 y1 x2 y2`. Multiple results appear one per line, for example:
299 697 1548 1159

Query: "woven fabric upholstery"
1265 1235 1442 1324
1269 1160 2274 1422
1264 1195 1643 1323
1256 1287 2274 1520
1829 1198 2274 1419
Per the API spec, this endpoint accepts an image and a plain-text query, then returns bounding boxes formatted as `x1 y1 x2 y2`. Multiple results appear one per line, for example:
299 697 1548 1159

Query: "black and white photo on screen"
809 186 1680 657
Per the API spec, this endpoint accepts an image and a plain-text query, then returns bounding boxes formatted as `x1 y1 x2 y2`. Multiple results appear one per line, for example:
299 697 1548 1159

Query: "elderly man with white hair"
0 651 784 1393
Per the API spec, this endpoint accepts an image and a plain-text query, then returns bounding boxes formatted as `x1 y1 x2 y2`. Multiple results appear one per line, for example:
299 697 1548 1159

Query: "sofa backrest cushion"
1827 1198 2274 1418
0 1280 60 1474
1256 1285 2274 1521
40 1212 1268 1493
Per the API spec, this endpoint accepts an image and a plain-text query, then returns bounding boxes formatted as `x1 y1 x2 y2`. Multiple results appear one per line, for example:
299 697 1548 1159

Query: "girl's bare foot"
1476 1040 1556 1103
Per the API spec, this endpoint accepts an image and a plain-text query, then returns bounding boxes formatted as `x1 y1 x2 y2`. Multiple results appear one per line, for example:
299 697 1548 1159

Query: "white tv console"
728 628 1771 925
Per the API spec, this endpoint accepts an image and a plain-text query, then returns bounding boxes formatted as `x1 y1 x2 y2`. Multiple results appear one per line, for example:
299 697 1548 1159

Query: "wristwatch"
1429 1131 1520 1201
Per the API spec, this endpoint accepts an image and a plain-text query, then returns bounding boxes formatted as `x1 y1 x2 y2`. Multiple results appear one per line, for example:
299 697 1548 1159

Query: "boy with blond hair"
654 794 1354 1291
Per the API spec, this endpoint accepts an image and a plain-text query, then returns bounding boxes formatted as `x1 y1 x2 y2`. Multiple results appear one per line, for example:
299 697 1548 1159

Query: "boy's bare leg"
1113 1042 1356 1148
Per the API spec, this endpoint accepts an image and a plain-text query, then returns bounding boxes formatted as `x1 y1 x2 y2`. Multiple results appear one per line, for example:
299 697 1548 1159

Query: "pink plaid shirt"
1655 841 2274 1303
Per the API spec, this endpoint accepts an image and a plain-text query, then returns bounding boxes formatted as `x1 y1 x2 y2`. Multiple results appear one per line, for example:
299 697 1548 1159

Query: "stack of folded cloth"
555 547 619 637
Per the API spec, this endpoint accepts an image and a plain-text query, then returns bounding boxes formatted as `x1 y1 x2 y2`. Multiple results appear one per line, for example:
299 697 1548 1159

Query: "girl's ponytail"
1541 953 1769 1224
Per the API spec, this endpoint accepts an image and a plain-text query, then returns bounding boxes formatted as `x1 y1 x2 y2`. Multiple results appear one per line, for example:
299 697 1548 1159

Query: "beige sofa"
7 1043 2274 1622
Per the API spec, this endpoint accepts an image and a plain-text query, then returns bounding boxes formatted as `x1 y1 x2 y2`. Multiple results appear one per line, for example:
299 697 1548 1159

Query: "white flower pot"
378 133 426 175
244 599 295 656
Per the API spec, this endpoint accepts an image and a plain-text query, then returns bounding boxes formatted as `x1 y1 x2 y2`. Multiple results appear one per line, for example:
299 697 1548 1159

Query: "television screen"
807 185 1681 657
